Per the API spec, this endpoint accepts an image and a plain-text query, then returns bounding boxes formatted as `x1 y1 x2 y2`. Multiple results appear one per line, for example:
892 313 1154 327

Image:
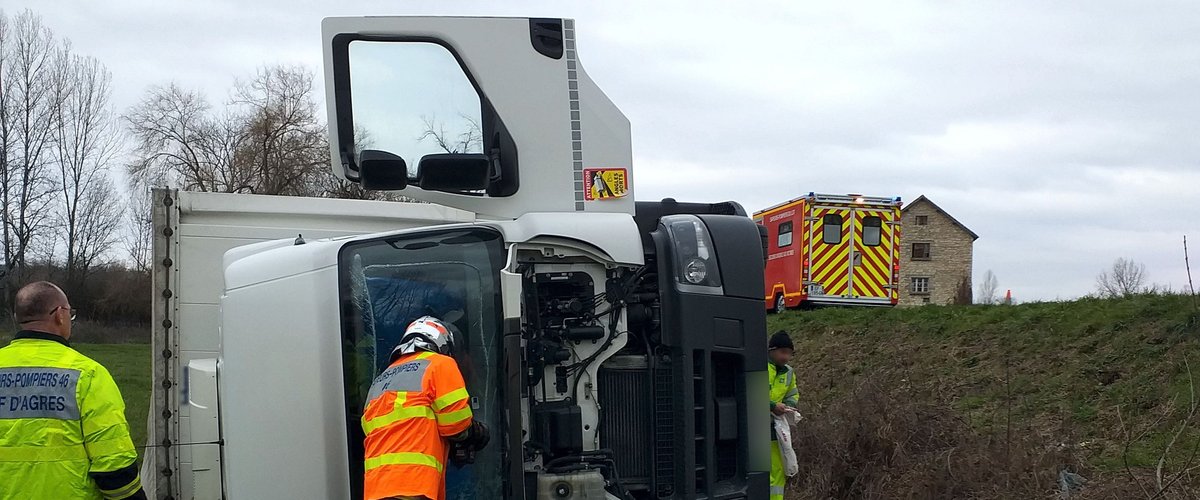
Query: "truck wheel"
774 294 786 314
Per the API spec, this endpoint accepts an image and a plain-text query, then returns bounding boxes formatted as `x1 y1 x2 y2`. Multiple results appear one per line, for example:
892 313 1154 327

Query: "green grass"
9 294 1199 484
74 344 151 450
769 293 1200 473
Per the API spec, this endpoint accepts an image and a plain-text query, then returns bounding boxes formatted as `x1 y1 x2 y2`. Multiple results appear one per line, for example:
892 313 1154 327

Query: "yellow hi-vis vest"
0 331 142 500
768 362 799 409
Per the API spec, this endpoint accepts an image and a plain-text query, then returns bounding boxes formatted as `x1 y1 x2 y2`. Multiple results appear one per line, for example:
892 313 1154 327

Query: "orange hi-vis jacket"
362 350 474 500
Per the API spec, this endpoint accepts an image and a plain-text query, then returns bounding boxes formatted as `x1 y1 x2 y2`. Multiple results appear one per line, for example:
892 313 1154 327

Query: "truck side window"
777 221 793 248
822 214 843 244
348 41 484 178
338 228 505 498
862 216 882 246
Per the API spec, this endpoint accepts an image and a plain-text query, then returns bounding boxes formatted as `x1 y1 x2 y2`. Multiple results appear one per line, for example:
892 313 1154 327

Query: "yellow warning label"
583 168 629 201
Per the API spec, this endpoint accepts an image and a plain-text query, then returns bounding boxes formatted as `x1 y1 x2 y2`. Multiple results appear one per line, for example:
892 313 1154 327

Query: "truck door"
808 206 853 297
849 207 896 302
321 16 634 219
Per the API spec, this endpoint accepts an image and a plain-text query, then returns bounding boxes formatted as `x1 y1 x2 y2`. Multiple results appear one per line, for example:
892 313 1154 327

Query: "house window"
822 214 843 244
916 215 929 226
862 216 882 247
777 221 793 248
912 242 931 260
912 277 930 294
922 297 931 304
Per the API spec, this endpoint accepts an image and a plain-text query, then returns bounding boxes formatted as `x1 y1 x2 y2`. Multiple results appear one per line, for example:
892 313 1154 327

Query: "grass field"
6 294 1198 496
769 293 1200 497
74 343 151 450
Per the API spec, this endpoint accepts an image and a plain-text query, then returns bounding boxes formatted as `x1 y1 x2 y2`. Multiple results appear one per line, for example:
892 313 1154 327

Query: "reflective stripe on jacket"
362 350 473 500
0 331 143 500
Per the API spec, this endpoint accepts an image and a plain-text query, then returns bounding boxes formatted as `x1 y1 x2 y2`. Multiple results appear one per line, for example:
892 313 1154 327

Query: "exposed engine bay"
516 245 662 499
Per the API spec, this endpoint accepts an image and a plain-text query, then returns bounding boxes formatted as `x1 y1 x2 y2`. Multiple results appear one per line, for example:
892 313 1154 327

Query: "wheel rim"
775 295 785 313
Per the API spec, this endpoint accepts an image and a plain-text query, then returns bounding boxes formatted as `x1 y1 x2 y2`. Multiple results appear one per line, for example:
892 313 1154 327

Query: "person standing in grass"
768 330 799 500
0 281 145 499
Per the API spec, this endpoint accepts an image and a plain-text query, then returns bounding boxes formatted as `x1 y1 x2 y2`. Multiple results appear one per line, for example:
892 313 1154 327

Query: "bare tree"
0 10 64 291
125 83 246 192
70 177 121 277
1096 257 1147 298
122 184 152 274
418 114 482 154
231 65 329 196
52 51 122 294
977 269 999 305
126 65 330 197
0 11 12 273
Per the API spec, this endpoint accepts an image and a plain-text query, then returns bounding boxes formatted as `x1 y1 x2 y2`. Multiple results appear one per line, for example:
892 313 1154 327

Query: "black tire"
773 294 786 314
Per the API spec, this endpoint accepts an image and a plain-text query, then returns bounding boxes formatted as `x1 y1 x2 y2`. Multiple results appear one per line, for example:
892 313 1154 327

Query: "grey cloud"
7 0 1198 299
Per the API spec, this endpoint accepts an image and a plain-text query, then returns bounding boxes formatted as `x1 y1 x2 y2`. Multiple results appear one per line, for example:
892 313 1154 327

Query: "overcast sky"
8 0 1199 301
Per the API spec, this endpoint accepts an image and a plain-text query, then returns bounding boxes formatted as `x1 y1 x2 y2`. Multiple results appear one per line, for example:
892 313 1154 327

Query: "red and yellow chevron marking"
810 207 852 296
891 206 901 300
851 209 893 299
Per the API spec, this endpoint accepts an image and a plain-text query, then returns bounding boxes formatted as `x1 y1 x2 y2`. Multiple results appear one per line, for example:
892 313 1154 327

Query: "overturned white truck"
143 16 769 499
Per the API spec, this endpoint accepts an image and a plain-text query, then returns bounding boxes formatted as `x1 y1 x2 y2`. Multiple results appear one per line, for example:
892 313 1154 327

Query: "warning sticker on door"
583 168 629 201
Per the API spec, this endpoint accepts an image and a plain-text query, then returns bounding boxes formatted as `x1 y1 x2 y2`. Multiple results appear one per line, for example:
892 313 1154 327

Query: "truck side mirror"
359 149 408 190
417 153 490 193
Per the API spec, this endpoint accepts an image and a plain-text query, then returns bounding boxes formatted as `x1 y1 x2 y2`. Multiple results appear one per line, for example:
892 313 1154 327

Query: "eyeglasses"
51 306 78 322
16 305 78 324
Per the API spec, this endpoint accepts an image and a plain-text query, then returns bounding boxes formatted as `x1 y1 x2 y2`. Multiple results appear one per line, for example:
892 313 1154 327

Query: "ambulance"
754 193 902 312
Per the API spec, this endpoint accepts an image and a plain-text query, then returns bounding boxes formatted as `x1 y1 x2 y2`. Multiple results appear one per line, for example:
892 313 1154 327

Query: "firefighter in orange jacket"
361 316 490 500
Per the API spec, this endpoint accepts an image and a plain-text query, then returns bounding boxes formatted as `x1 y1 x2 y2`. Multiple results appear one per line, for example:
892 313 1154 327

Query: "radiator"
598 355 653 488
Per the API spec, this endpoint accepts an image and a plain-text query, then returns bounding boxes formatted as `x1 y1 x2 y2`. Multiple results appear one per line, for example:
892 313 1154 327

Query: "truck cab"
144 17 768 499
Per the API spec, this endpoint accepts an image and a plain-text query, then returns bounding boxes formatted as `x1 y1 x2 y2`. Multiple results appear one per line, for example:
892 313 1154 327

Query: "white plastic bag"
773 410 800 477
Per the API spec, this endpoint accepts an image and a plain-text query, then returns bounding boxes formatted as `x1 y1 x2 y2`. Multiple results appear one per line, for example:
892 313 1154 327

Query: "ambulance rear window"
822 215 842 244
778 222 793 247
863 216 882 246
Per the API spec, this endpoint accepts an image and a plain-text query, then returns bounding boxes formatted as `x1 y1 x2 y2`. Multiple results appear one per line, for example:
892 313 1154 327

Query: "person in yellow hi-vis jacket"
0 281 145 500
768 330 799 500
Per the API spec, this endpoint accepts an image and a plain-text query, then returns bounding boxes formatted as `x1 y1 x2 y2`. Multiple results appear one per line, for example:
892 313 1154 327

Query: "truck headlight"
661 214 723 292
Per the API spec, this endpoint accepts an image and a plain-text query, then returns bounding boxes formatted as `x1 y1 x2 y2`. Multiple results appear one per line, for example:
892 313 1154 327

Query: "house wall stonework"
898 198 975 306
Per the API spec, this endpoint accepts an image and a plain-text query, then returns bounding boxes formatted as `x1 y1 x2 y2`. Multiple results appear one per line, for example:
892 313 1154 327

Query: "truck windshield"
338 228 505 499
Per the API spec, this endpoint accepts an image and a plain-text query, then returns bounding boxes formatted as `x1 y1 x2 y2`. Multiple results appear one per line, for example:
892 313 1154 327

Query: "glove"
467 420 490 449
450 420 490 468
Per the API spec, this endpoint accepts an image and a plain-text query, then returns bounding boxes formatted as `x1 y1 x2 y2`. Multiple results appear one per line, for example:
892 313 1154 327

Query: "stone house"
898 196 978 306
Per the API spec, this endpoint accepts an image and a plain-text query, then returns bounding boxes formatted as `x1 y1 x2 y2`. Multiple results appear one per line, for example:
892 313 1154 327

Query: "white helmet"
390 316 457 360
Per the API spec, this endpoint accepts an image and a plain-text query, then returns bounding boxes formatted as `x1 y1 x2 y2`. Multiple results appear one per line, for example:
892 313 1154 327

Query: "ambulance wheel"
773 294 786 314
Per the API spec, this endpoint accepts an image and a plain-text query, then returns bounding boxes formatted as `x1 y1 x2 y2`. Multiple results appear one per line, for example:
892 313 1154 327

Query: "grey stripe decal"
365 359 430 404
0 367 80 420
564 19 585 211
